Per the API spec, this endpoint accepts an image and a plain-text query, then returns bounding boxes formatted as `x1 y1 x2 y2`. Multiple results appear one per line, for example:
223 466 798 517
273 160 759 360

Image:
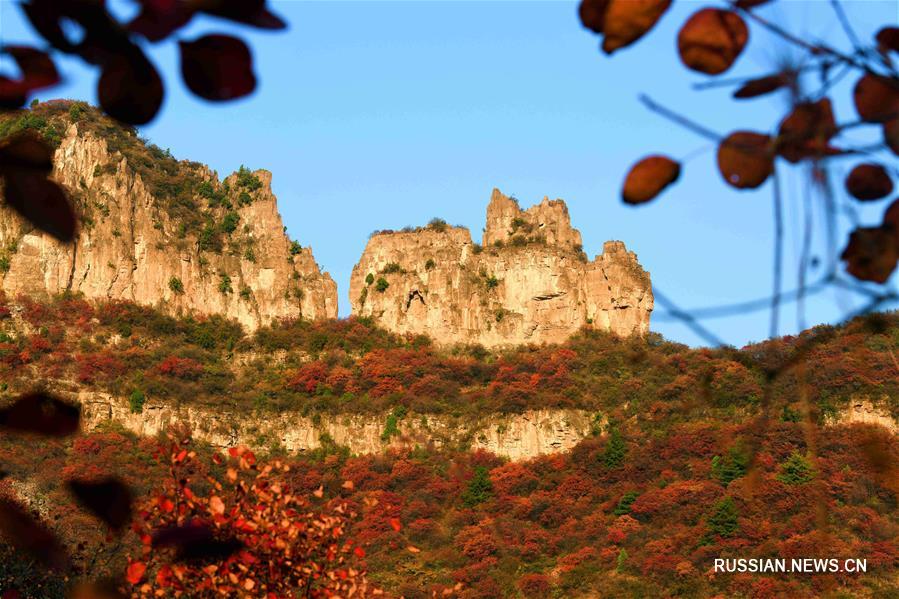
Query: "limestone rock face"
350 188 652 346
0 124 337 328
78 390 594 461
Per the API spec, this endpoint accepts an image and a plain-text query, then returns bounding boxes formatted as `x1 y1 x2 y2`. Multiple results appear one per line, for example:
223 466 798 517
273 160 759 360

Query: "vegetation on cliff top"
0 293 896 428
0 101 275 256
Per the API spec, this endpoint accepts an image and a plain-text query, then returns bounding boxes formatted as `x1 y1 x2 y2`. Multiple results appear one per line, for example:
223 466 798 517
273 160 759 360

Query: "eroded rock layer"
0 114 336 328
350 188 652 346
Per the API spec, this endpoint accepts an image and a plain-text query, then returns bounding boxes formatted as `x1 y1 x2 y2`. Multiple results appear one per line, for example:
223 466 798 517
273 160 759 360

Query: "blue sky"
2 1 897 346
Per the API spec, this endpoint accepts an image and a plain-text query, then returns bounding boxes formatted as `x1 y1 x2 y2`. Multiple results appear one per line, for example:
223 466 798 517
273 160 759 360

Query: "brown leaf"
152 523 243 562
98 48 164 125
876 27 899 53
0 46 60 108
601 0 671 54
716 131 773 189
578 0 610 34
69 580 126 599
841 227 898 284
734 0 772 8
678 9 748 75
776 98 838 163
0 130 74 243
621 155 681 205
0 497 69 571
179 35 256 101
0 131 54 173
884 198 899 234
2 171 76 242
883 118 899 156
0 391 80 436
733 74 786 99
67 478 133 530
845 163 894 201
853 74 899 123
127 4 194 42
197 0 286 30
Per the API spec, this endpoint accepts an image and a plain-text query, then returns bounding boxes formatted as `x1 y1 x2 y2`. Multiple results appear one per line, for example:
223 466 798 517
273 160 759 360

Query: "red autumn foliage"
156 356 204 380
127 442 380 597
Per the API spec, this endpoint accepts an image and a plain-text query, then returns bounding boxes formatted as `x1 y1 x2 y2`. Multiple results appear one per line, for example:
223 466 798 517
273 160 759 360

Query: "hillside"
0 296 896 597
0 101 337 329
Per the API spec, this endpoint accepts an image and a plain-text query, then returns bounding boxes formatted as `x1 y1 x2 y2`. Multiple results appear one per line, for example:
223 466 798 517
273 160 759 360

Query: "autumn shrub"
517 573 551 597
157 356 204 380
126 442 379 597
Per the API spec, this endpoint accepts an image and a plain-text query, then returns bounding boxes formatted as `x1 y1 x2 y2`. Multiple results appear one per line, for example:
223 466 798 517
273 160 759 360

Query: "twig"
733 1 890 79
651 287 727 347
638 94 722 142
652 276 833 321
771 166 784 338
797 167 815 331
829 0 864 57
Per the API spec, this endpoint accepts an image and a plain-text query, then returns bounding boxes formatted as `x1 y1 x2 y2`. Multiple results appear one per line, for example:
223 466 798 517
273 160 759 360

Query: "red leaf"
354 546 366 558
854 74 899 123
0 391 80 436
98 48 164 125
389 517 402 532
598 0 671 55
0 497 69 571
179 35 256 101
126 561 146 585
716 131 773 189
733 74 786 99
621 155 681 205
678 9 748 75
841 227 898 284
845 163 894 201
734 0 772 8
67 477 133 530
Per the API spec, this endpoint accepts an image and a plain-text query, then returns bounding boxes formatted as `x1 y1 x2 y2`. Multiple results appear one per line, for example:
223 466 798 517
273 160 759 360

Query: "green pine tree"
707 497 739 538
711 443 749 486
777 451 816 485
462 466 493 507
603 427 627 469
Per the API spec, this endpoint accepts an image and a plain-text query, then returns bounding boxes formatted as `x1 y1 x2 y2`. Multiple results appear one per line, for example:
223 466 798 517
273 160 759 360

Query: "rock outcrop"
0 109 337 329
79 390 594 461
350 188 652 346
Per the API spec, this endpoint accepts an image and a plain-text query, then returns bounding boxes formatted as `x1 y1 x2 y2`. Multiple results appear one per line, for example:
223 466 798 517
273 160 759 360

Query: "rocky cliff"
78 390 595 461
350 188 653 346
0 102 337 329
